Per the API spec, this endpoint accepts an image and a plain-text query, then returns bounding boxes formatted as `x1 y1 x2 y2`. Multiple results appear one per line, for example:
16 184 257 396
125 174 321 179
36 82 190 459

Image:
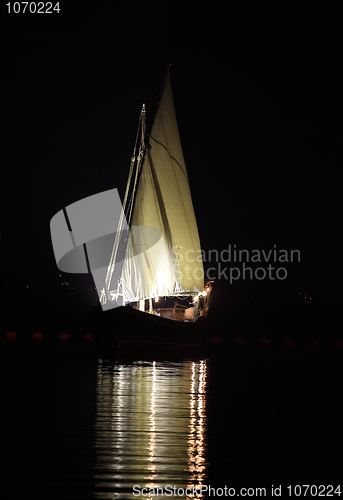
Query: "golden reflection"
93 359 208 498
146 360 157 485
186 360 207 497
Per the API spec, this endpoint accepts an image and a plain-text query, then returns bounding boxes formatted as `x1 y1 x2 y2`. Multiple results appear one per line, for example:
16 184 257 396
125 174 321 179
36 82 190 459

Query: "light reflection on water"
93 359 208 498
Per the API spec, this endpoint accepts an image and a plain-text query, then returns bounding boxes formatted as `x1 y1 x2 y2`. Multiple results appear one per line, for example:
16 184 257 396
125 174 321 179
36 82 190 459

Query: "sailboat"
86 65 212 349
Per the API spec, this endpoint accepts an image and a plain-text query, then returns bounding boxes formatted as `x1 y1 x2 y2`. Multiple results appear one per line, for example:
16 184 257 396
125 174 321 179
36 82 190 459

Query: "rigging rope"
104 108 145 296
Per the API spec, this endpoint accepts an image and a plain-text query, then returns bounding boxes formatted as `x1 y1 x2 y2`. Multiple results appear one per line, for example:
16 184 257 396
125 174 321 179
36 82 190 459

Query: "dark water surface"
2 342 342 498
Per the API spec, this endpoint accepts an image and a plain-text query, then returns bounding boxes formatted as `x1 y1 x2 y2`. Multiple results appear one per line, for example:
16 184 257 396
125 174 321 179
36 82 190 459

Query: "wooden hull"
89 305 207 350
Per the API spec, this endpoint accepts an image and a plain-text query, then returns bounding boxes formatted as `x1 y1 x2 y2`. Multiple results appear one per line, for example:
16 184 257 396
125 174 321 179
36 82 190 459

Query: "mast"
101 103 146 305
126 103 146 228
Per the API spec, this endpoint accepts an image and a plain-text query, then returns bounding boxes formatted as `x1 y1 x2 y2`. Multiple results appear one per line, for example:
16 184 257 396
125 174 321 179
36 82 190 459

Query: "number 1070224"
6 2 60 13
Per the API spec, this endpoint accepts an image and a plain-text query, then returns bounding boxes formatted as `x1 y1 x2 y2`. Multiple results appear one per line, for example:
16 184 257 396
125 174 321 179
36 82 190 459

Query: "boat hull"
89 305 207 350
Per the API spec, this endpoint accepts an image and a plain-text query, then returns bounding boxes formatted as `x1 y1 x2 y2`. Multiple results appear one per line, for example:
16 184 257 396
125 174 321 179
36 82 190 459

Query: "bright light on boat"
154 296 159 302
193 295 198 302
202 291 207 297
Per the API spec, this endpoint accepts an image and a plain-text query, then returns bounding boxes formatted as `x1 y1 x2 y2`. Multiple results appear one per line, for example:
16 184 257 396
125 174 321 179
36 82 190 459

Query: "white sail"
121 69 203 303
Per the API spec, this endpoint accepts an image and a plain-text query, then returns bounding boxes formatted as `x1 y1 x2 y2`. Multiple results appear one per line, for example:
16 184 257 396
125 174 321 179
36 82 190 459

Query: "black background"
1 2 342 318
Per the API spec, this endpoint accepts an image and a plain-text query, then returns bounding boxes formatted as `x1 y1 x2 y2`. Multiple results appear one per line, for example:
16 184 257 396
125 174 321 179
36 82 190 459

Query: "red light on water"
235 337 245 345
59 332 69 341
210 336 221 346
259 338 270 346
6 331 17 341
308 340 318 348
284 339 294 347
33 332 43 341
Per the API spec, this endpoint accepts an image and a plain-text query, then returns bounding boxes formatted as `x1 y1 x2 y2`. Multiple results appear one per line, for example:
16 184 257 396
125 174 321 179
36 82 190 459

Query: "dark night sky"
1 3 342 305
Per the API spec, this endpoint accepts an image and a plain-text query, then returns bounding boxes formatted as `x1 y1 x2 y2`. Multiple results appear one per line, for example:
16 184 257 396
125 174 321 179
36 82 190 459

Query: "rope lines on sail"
149 136 188 180
153 117 197 290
